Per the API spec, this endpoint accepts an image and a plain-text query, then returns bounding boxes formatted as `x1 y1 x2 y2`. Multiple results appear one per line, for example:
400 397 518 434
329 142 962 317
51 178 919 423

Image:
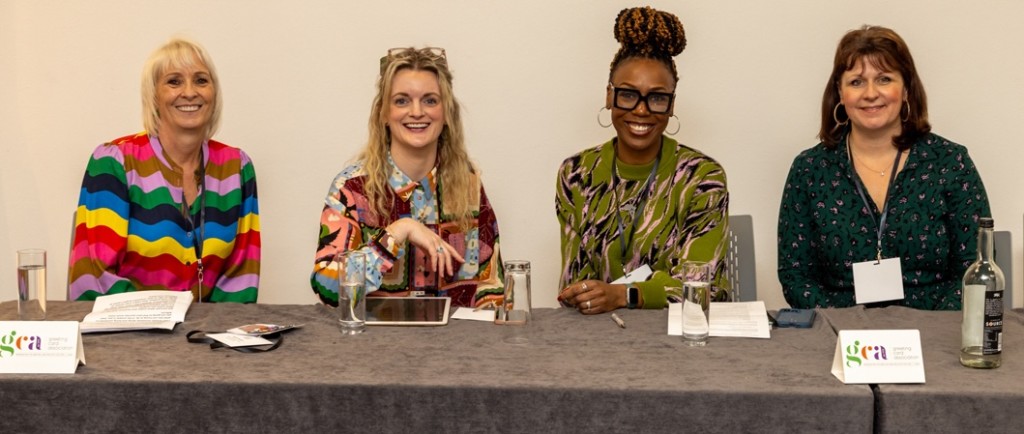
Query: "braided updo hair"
609 6 687 83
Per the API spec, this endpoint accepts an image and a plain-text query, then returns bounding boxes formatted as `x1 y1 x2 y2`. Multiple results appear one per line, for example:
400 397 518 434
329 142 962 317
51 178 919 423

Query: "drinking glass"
498 260 531 344
336 251 366 335
17 249 47 321
681 261 711 346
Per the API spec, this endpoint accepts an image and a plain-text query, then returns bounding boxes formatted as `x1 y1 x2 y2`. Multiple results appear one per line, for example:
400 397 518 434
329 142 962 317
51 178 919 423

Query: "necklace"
848 135 897 177
852 152 888 177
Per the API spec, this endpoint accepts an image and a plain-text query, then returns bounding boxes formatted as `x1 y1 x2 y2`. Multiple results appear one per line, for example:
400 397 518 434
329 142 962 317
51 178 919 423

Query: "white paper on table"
682 301 709 334
708 301 771 338
611 264 652 284
205 333 274 347
451 307 497 322
668 301 771 338
80 291 193 333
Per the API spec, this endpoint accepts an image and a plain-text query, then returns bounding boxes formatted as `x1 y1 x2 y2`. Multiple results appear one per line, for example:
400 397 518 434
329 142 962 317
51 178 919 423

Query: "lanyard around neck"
847 142 902 261
182 147 207 302
611 152 660 266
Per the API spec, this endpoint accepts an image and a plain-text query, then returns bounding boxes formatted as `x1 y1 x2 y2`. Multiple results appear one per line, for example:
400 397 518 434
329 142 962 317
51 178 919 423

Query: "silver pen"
610 313 626 329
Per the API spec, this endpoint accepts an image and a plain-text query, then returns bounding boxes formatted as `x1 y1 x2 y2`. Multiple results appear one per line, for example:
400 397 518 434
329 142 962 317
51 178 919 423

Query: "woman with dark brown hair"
778 25 991 310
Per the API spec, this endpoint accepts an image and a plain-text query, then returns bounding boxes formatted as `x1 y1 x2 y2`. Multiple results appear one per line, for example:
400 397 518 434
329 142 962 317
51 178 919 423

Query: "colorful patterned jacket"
557 136 729 308
311 157 503 308
69 133 260 302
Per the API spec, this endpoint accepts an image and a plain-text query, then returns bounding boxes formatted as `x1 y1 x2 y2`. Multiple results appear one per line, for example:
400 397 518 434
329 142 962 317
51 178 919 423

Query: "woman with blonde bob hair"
311 47 504 308
69 38 261 302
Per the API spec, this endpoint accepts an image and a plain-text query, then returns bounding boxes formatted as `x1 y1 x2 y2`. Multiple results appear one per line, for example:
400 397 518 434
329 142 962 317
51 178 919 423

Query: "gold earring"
833 103 849 126
666 115 681 135
596 107 612 128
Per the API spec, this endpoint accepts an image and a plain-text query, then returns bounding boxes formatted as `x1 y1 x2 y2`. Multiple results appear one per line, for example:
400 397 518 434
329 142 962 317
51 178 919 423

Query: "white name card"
0 321 87 374
852 257 905 304
206 333 273 347
831 329 924 384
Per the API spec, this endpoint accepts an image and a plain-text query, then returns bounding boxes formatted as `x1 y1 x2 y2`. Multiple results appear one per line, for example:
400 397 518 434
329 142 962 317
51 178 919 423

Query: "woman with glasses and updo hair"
311 47 504 308
557 7 729 314
778 26 990 310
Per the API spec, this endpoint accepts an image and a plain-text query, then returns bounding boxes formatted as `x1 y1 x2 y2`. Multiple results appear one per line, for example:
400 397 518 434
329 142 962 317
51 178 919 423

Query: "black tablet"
365 297 452 326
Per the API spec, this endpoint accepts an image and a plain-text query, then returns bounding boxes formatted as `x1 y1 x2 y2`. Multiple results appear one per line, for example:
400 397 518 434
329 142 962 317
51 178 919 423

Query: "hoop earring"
596 107 612 128
666 115 681 136
901 100 911 123
833 103 849 126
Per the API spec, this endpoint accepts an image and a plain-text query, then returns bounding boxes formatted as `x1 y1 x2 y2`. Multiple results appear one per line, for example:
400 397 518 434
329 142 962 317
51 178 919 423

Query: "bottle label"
983 290 1003 355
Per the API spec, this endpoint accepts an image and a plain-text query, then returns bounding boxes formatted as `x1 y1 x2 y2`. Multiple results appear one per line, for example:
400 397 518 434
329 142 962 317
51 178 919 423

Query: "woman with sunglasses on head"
69 38 261 302
311 47 504 308
557 7 729 314
778 26 990 310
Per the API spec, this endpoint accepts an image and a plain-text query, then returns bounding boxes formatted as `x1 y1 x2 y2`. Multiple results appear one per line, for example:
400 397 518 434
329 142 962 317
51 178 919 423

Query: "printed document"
668 301 771 338
80 291 193 333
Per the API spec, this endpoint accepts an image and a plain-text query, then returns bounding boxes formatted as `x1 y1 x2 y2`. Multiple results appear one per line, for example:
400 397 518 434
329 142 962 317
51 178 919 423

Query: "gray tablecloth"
817 306 1024 433
0 301 871 433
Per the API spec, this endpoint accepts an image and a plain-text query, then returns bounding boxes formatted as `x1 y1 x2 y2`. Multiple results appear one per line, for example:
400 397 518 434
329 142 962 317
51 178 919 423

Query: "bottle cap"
979 217 994 229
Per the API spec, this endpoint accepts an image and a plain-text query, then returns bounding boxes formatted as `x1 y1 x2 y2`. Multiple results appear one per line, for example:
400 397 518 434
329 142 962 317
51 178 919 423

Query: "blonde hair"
361 47 478 229
140 37 222 139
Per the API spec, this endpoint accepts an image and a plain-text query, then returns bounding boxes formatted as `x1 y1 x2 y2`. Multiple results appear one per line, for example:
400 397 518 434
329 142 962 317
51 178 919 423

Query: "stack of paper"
80 291 193 333
668 301 771 339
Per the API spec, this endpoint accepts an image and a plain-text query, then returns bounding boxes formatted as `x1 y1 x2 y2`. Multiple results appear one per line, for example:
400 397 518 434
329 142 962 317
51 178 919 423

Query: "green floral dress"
777 133 991 310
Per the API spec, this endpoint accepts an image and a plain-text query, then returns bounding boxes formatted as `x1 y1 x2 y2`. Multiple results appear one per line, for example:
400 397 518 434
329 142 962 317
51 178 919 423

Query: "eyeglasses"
379 47 447 74
610 84 675 114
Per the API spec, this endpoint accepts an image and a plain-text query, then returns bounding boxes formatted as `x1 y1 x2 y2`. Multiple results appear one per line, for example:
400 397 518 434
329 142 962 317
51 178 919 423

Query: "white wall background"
2 0 1022 309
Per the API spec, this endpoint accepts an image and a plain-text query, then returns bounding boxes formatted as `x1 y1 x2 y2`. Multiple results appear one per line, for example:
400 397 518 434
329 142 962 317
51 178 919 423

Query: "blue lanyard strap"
611 154 660 266
847 144 902 262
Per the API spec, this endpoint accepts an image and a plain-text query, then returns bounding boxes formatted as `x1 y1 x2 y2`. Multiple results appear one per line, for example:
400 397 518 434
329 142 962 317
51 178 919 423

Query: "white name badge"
0 321 87 374
831 329 924 384
611 264 652 284
852 257 905 304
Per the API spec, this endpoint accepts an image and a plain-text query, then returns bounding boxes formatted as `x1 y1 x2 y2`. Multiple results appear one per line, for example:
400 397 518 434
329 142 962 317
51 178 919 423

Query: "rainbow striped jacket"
69 133 260 302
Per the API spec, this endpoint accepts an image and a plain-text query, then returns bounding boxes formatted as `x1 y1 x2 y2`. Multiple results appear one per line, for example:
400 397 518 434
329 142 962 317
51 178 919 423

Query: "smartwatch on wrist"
626 284 639 309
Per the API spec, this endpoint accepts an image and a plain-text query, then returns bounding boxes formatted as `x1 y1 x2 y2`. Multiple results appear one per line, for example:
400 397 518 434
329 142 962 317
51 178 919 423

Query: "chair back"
726 215 757 302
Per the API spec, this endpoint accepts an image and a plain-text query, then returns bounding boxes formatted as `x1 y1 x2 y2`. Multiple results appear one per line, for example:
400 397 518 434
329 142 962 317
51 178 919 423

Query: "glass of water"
17 249 47 321
681 261 711 346
498 260 532 344
336 251 366 335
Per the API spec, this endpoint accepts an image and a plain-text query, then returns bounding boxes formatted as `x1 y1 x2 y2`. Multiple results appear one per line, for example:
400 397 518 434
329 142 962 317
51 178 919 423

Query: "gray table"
0 301 872 433
817 306 1024 433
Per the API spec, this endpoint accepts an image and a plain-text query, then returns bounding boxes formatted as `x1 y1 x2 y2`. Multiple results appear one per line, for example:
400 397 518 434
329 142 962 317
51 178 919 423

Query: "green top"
556 136 730 308
777 133 991 310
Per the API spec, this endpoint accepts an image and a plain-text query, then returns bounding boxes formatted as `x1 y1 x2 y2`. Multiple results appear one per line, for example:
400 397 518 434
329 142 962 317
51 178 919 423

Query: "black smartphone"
775 308 816 328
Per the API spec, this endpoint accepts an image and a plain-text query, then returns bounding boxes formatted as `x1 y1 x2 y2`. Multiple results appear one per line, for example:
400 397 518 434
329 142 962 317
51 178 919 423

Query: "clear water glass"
336 251 366 335
17 249 47 321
